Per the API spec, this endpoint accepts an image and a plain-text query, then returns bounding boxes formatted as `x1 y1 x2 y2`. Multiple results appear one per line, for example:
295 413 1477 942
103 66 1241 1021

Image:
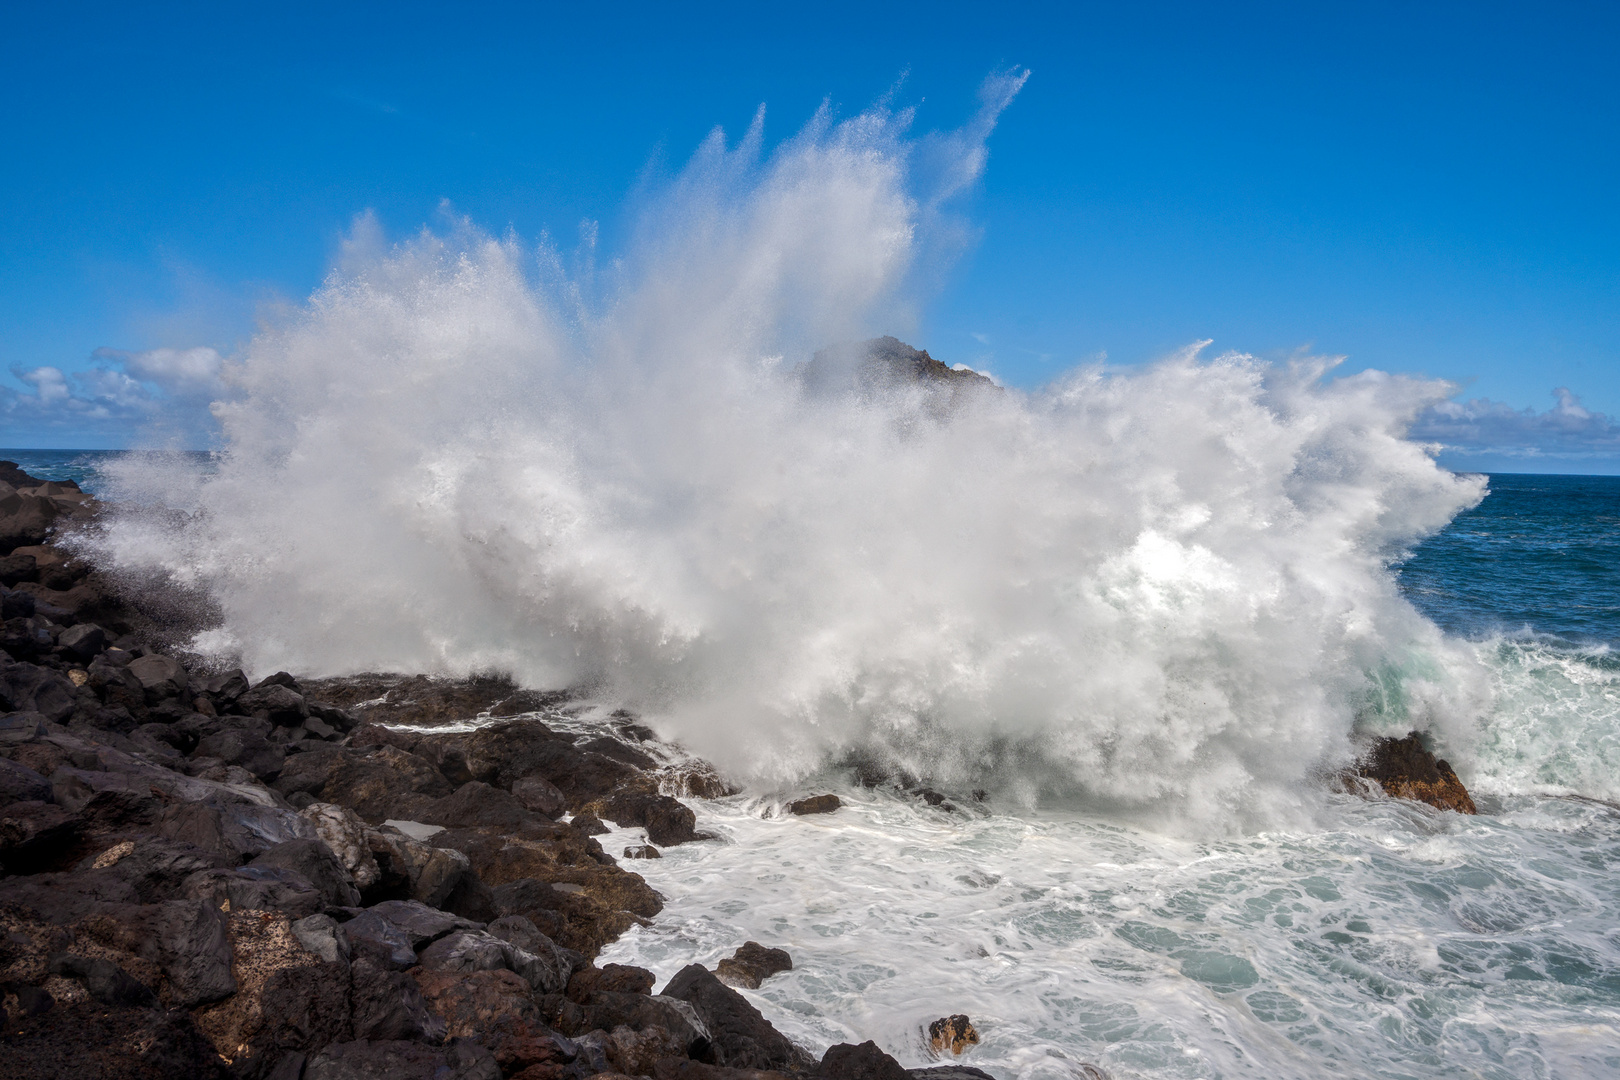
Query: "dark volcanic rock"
180 865 326 919
592 789 700 846
818 1041 910 1080
715 942 792 989
511 775 568 818
662 962 808 1070
0 755 53 804
0 998 230 1080
348 956 447 1043
1356 731 1477 814
250 838 362 907
48 951 158 1005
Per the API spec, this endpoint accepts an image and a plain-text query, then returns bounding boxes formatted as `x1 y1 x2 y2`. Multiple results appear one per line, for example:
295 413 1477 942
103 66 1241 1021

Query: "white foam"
86 81 1495 830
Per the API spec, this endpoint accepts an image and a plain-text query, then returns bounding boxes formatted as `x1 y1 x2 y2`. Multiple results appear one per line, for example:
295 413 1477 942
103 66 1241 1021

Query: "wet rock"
460 718 638 806
441 867 501 923
907 1068 999 1080
567 962 656 1001
0 800 78 872
79 897 237 1007
624 844 661 859
512 776 568 818
489 878 568 940
304 1037 499 1080
926 1015 979 1056
75 836 231 903
0 551 38 586
417 928 565 992
608 1021 692 1076
182 866 326 919
195 726 286 781
0 709 47 744
1356 731 1477 814
554 988 709 1055
818 1041 909 1080
787 795 840 816
348 955 447 1043
363 898 483 949
158 799 319 864
577 735 658 770
322 746 454 823
715 943 792 990
662 963 808 1070
570 811 609 835
0 493 61 551
250 838 362 907
431 780 542 830
591 789 700 846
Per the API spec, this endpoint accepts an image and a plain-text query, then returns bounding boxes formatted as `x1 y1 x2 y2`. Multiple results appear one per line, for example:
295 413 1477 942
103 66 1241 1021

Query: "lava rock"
592 789 700 846
818 1041 909 1080
624 844 661 859
181 865 327 919
249 838 362 907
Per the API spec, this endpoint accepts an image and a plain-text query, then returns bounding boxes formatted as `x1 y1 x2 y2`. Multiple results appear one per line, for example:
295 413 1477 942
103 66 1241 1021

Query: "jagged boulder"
1356 731 1477 814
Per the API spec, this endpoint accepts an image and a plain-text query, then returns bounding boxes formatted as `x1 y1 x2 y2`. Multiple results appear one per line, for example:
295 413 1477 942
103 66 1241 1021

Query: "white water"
593 777 1620 1080
88 78 1496 833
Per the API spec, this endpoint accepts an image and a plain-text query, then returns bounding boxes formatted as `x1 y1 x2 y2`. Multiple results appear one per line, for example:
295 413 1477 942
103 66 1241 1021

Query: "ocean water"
32 87 1620 1078
582 475 1620 1080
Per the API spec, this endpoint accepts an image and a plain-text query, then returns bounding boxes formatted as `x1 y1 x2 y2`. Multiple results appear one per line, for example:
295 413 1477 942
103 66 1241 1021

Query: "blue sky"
3 1 1618 470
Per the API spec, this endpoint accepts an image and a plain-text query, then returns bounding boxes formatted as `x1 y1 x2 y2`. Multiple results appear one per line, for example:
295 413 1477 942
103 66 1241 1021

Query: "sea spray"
87 83 1490 829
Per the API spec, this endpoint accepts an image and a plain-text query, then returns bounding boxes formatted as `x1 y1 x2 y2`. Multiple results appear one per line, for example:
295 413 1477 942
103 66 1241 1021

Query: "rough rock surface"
1356 731 1477 814
715 942 793 989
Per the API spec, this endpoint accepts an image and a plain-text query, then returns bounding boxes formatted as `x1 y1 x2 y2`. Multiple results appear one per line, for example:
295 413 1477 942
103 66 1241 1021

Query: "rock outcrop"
1356 731 1477 814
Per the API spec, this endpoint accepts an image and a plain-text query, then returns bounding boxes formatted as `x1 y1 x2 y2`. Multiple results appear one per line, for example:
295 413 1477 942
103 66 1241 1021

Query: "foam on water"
594 778 1620 1080
84 80 1495 831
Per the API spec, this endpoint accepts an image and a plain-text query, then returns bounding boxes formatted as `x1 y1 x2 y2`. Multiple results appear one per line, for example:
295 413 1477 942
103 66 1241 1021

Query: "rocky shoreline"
0 457 1476 1079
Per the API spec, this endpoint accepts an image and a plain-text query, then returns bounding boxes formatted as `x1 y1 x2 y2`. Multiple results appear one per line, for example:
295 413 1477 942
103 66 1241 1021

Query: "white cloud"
3 346 227 445
1412 387 1620 465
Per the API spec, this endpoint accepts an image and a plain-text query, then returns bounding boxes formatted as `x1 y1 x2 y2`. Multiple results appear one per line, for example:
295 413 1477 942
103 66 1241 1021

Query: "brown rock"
787 795 840 816
1356 732 1477 814
413 966 542 1040
927 1015 980 1056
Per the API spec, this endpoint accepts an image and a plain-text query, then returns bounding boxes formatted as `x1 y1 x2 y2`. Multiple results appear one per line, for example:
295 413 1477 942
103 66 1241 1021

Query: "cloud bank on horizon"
6 340 1618 474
